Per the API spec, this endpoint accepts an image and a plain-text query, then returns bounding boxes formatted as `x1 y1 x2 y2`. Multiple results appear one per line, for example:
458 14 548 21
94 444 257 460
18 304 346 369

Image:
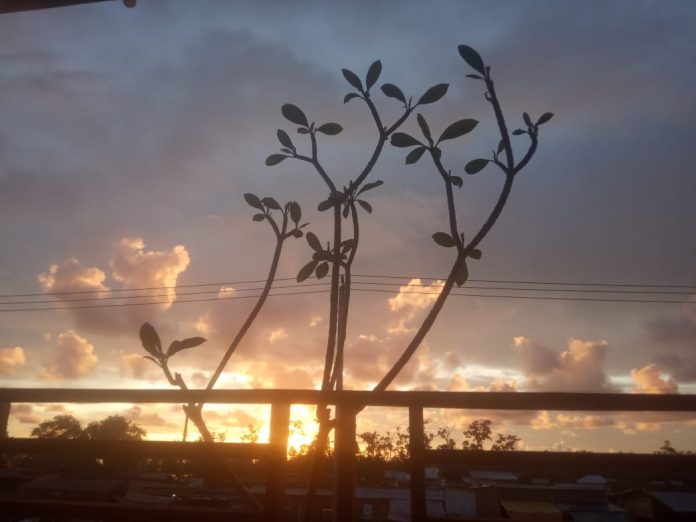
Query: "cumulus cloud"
643 310 696 383
11 404 41 424
39 330 98 380
125 405 177 429
38 238 190 336
120 353 155 380
514 337 613 392
39 257 108 294
631 363 678 394
268 328 288 344
0 346 26 376
110 237 190 307
387 279 444 335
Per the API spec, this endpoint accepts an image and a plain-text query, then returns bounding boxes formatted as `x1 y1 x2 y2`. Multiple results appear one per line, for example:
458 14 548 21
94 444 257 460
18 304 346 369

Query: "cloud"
631 363 678 394
268 328 288 344
120 352 155 380
514 337 613 392
387 279 444 335
646 309 696 344
39 330 98 380
38 237 190 336
38 257 108 294
124 405 177 429
11 404 40 424
0 346 26 376
643 310 696 382
110 238 190 307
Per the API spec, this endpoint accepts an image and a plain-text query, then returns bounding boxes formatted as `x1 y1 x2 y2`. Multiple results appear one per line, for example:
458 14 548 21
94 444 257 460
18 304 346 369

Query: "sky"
1 0 696 453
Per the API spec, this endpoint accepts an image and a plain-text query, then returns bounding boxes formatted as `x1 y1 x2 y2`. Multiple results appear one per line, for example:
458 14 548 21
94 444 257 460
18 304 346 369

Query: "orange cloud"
0 346 26 376
11 404 41 424
110 238 190 307
631 363 678 394
38 238 190 336
514 337 613 392
39 330 98 380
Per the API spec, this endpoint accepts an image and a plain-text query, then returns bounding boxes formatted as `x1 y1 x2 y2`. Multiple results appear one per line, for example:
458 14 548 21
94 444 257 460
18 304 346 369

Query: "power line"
1 285 694 314
4 279 694 308
2 274 695 301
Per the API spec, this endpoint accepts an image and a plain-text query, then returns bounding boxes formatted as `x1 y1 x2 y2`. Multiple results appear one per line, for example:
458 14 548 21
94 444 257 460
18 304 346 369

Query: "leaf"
168 337 206 357
142 355 160 367
243 193 263 210
450 175 463 188
497 139 505 155
280 148 293 154
465 158 489 175
458 45 486 75
523 112 532 127
342 68 363 91
381 83 406 103
466 74 484 80
315 261 329 279
306 231 322 252
365 60 382 90
536 112 554 125
390 132 422 148
312 251 330 262
277 129 294 150
289 229 303 238
454 259 469 287
405 146 426 164
317 123 343 135
281 103 308 127
298 128 310 134
317 199 333 212
341 239 355 250
252 213 265 222
297 260 318 283
344 93 360 104
417 83 448 105
139 322 162 357
469 248 482 260
265 154 287 166
417 113 432 143
289 201 301 223
512 129 526 136
432 232 457 248
438 119 479 142
357 199 372 213
358 179 384 195
262 197 281 210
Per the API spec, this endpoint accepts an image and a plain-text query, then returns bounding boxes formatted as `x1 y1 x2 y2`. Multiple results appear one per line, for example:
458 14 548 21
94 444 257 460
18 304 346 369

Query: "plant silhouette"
137 43 550 515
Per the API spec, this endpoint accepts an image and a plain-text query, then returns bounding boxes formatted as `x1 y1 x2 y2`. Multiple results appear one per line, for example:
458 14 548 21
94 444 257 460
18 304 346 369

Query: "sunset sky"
1 0 695 453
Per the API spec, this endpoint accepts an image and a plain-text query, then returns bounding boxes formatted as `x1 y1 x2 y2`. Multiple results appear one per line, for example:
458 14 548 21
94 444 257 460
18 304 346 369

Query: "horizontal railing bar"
1 389 696 411
0 438 273 459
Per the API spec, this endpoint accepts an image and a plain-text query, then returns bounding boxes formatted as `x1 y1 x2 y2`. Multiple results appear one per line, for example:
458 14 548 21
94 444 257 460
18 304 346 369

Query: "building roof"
501 500 563 520
648 490 696 513
469 470 518 482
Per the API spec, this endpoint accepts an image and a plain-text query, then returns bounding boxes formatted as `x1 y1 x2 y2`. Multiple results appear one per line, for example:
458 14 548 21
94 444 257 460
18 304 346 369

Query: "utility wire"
3 280 695 307
2 274 695 301
1 286 694 313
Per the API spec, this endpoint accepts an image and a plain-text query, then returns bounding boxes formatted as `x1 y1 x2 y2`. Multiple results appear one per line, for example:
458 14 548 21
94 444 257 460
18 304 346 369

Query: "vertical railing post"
267 401 290 521
0 402 10 438
409 405 426 521
334 400 356 522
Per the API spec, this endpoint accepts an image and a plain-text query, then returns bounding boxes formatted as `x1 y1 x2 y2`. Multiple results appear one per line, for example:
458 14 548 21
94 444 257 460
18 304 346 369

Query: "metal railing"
1 388 696 521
